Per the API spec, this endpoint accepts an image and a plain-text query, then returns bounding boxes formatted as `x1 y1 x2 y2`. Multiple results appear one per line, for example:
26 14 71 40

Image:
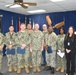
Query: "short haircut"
43 24 47 27
9 25 14 28
21 23 26 26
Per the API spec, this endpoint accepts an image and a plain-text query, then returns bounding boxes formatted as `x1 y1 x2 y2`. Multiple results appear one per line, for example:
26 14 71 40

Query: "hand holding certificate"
17 47 26 54
57 50 65 58
7 48 15 55
44 45 52 53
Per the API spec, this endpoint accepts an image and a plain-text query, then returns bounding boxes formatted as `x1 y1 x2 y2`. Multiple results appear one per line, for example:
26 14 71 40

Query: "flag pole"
11 17 13 25
0 15 3 32
29 18 31 24
25 17 27 24
33 20 34 29
18 17 21 31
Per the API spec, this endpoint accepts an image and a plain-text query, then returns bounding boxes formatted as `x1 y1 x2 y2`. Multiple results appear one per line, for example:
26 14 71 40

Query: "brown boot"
36 67 41 72
33 67 36 73
21 63 25 69
60 67 64 73
29 63 33 69
56 67 61 72
13 65 17 72
17 68 21 74
8 66 12 72
25 68 30 74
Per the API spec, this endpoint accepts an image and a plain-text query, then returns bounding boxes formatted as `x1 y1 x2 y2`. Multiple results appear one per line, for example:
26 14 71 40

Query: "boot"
13 65 17 72
36 67 41 72
51 67 55 74
25 68 30 74
56 67 61 72
44 66 51 71
17 68 21 74
8 66 12 72
21 63 25 68
33 67 36 73
41 63 46 66
60 67 64 73
29 63 33 69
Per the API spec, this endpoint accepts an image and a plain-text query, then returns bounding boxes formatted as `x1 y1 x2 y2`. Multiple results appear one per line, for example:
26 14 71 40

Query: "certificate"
57 50 65 58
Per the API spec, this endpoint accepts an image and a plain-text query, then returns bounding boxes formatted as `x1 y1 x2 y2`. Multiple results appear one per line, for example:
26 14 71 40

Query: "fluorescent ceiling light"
50 0 65 2
27 9 46 13
5 4 13 7
5 4 21 8
10 4 21 8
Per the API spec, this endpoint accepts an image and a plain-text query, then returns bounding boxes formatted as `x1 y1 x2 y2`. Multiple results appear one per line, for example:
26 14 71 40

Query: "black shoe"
51 67 55 74
0 72 3 75
41 63 46 66
49 66 52 70
44 66 51 71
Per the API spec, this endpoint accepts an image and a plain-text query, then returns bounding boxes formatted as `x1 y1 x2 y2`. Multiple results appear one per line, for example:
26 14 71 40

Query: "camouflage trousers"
7 54 17 66
0 54 3 69
17 50 29 68
46 50 56 67
32 50 41 67
57 54 65 67
29 52 32 64
21 57 25 65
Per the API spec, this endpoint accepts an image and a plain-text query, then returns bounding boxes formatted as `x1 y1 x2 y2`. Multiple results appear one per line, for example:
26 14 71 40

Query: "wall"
27 11 76 34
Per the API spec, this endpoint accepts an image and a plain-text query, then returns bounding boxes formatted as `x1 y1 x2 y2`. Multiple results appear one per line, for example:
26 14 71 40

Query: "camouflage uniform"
0 33 4 69
44 32 57 67
16 30 31 69
26 29 33 67
30 30 44 67
57 34 65 68
5 32 17 67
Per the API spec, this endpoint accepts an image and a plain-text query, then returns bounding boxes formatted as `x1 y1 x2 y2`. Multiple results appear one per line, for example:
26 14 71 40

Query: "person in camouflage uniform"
5 25 17 72
30 23 44 73
56 28 65 73
26 24 33 69
44 26 57 74
20 24 33 69
0 32 4 75
41 24 48 66
16 23 31 74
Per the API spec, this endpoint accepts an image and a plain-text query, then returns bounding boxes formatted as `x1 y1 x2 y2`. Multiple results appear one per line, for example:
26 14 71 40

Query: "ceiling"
0 0 76 15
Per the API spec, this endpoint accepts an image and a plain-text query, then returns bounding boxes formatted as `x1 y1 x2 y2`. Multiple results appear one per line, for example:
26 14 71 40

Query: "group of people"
0 23 76 75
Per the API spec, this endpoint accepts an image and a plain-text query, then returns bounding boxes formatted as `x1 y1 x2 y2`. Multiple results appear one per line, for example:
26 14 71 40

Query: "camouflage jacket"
15 30 31 47
0 33 4 47
44 32 57 51
5 32 16 48
57 34 65 51
30 30 44 50
26 29 33 36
